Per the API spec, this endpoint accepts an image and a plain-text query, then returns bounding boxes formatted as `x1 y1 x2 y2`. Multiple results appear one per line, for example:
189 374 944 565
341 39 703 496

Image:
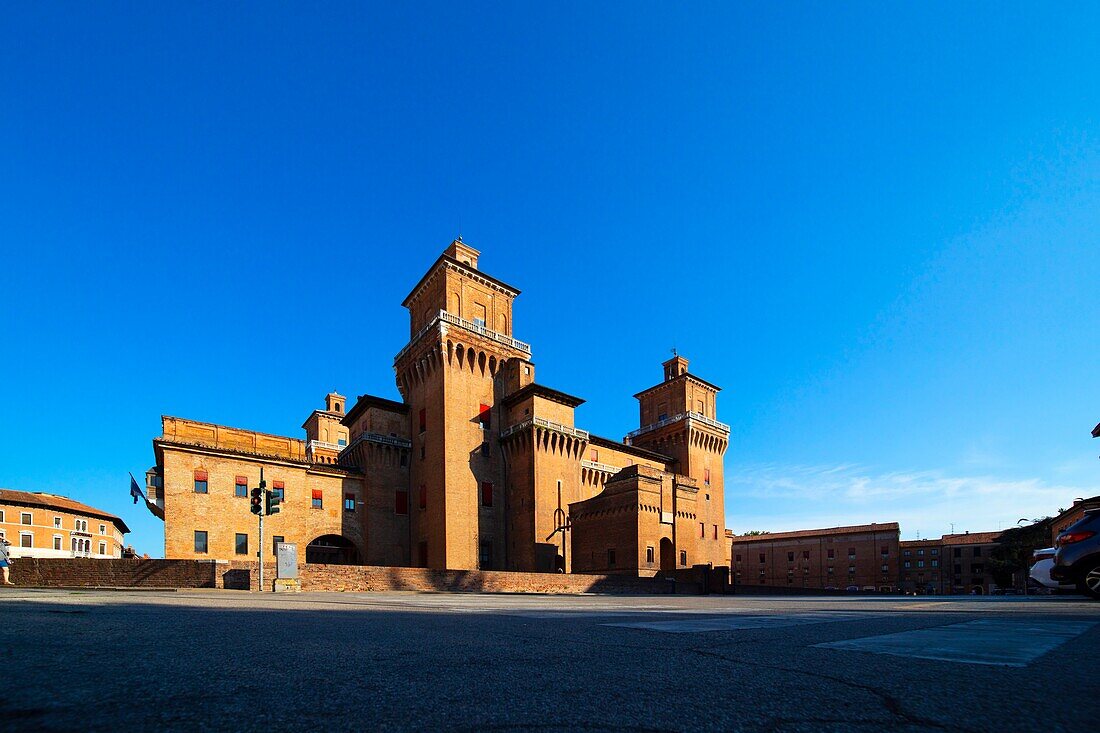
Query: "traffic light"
265 488 281 516
250 487 263 515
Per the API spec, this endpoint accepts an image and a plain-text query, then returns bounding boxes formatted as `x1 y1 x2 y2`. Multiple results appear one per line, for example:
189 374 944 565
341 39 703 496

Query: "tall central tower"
628 355 730 566
394 239 531 569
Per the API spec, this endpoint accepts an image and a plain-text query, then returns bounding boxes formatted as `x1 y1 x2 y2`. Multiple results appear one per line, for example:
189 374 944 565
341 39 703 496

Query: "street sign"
276 542 298 579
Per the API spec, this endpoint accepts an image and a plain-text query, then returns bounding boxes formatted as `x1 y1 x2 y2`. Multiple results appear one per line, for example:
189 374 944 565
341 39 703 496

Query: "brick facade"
0 489 128 560
731 523 901 591
9 558 217 588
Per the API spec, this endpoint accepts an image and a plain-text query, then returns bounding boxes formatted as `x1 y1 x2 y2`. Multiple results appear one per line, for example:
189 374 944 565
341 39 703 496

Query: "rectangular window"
931 548 939 556
273 535 284 556
931 559 939 567
704 468 711 485
759 553 766 563
53 536 62 550
881 564 889 572
193 470 208 493
802 550 810 560
607 549 616 567
646 546 654 564
904 561 911 568
479 403 491 429
272 481 284 501
480 541 493 569
679 550 687 566
235 533 248 556
590 449 599 461
395 490 408 515
194 531 208 554
0 510 4 522
419 408 426 433
54 516 61 528
973 547 982 557
481 481 494 507
344 493 356 512
337 438 347 447
700 522 705 538
954 548 962 558
904 549 911 557
400 452 408 467
787 551 794 562
713 525 718 540
99 524 106 535
418 485 427 510
311 489 323 509
881 546 889 555
917 560 925 568
235 476 248 498
21 512 32 525
827 567 834 574
417 541 428 568
827 549 835 559
473 304 487 328
917 549 924 556
21 533 33 548
99 541 106 555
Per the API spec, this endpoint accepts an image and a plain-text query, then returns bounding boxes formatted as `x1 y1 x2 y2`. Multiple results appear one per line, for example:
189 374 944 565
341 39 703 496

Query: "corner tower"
627 355 730 566
394 239 531 569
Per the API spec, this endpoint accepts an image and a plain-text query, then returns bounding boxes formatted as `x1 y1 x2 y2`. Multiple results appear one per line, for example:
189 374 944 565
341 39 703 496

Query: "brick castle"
147 239 731 574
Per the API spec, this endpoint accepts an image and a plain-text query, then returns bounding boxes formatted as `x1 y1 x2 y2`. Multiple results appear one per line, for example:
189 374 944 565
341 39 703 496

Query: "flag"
129 473 146 505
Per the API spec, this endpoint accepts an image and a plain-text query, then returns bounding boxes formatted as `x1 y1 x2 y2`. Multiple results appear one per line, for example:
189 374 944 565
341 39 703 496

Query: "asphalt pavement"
1 588 1097 732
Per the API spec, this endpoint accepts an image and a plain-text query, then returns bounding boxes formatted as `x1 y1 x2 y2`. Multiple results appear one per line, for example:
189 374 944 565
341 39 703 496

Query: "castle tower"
628 355 730 566
302 392 349 464
394 239 530 569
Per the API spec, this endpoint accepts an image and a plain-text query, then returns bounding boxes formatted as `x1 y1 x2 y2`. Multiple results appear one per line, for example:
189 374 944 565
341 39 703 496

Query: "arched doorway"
305 535 359 565
659 538 675 572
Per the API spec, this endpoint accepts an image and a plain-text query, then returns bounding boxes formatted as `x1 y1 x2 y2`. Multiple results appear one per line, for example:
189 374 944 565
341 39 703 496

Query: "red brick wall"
9 558 217 588
219 561 681 594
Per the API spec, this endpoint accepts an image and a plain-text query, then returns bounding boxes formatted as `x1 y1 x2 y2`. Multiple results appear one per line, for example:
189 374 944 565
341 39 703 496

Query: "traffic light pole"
258 466 265 593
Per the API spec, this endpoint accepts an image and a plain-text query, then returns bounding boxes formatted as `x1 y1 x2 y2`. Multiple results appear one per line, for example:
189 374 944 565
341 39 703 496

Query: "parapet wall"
220 562 684 594
8 558 218 588
6 558 719 595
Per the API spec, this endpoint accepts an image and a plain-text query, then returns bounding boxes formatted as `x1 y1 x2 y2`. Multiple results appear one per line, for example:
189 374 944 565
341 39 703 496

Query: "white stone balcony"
581 460 622 475
501 416 590 441
625 411 730 441
395 309 532 364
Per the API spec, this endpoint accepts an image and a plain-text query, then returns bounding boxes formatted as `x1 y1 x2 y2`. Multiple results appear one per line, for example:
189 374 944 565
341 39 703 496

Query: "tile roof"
939 531 1002 545
730 522 900 542
0 489 130 533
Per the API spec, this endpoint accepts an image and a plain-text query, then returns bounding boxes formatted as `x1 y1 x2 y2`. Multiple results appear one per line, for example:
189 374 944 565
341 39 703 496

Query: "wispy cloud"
726 463 1094 540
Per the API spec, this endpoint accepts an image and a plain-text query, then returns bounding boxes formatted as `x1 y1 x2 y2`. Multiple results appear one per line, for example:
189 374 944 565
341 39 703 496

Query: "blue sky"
1 4 1098 556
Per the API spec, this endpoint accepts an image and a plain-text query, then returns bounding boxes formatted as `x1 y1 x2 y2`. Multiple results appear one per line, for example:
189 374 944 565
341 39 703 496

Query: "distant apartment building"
0 489 129 559
898 538 944 594
730 523 900 592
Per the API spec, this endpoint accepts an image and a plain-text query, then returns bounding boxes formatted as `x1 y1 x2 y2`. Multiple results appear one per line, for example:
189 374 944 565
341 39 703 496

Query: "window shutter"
273 481 284 490
235 475 247 485
311 489 322 500
194 470 208 481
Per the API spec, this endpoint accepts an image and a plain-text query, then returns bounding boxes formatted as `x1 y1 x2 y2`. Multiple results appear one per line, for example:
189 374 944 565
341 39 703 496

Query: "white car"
1031 548 1076 591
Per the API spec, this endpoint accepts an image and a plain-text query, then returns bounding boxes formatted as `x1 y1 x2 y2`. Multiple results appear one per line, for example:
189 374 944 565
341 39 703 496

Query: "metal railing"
394 309 532 364
625 411 730 440
307 440 343 453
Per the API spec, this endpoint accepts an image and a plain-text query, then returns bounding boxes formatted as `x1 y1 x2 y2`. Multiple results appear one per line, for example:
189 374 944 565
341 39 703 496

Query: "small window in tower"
395 490 408 515
473 304 487 328
713 525 718 540
700 522 705 538
419 408 426 433
344 494 356 512
193 470 208 494
679 550 687 566
481 481 494 507
704 468 711 486
607 549 616 567
311 489 323 509
418 485 426 510
590 449 598 462
646 546 654 564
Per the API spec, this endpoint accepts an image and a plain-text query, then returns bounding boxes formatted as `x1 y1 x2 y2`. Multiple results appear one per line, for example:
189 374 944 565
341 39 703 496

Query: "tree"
988 517 1053 589
743 530 770 536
